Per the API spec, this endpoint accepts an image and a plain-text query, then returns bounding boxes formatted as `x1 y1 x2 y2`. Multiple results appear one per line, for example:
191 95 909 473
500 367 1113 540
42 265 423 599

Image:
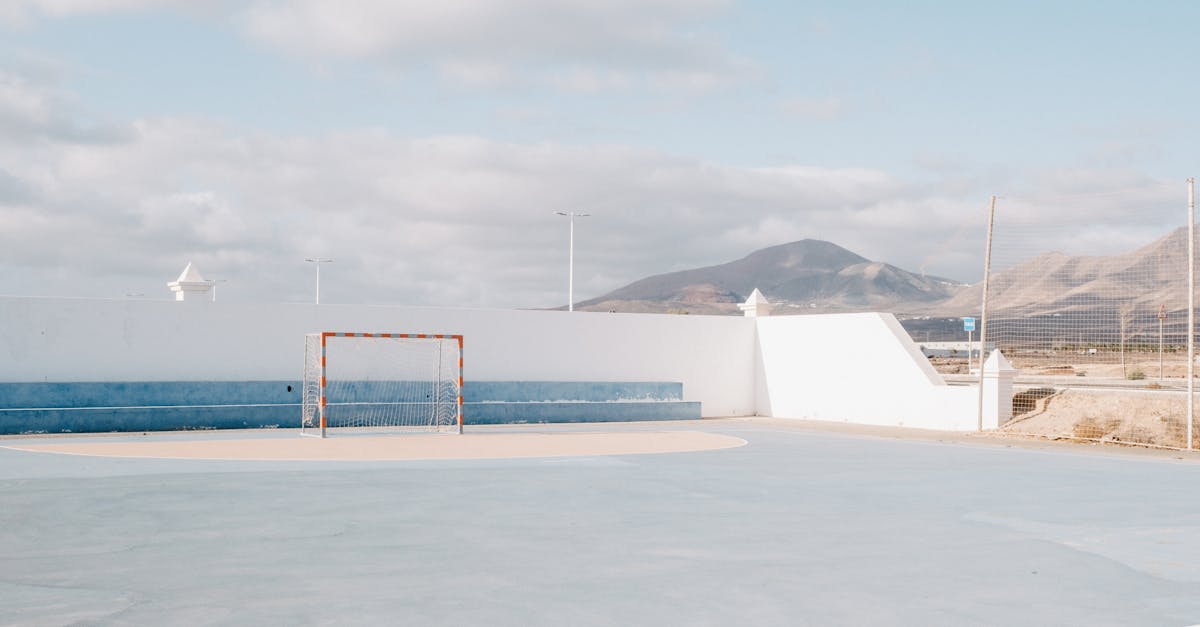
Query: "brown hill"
934 227 1189 318
574 239 966 314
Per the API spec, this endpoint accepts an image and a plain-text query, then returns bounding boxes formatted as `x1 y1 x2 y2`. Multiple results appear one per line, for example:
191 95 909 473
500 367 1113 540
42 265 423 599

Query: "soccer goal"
301 332 463 438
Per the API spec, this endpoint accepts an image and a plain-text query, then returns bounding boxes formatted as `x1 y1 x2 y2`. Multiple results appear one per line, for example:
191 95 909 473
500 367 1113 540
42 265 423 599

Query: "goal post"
301 332 464 438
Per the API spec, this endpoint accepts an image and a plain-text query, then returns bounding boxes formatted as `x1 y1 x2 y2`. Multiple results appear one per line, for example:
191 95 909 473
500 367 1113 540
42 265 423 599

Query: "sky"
0 0 1197 307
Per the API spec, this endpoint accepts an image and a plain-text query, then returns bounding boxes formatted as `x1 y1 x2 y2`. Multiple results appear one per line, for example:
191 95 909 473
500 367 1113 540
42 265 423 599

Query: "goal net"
302 332 463 437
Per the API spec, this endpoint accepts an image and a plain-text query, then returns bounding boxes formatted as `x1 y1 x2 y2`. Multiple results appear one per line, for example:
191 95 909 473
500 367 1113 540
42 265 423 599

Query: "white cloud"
780 96 845 120
239 0 722 58
0 68 129 142
0 68 1186 308
236 0 749 91
0 70 52 122
2 0 752 92
436 59 514 87
0 0 188 25
0 111 936 305
547 68 634 93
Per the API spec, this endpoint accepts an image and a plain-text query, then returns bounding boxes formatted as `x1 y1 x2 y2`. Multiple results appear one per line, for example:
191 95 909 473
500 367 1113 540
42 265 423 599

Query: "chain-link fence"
973 182 1196 449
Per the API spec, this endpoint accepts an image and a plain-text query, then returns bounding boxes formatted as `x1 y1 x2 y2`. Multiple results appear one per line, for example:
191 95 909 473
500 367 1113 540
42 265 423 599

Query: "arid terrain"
932 351 1199 450
1004 388 1196 449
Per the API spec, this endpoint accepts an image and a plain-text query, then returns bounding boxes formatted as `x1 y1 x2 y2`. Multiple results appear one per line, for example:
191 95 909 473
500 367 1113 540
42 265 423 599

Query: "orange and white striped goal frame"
313 332 464 438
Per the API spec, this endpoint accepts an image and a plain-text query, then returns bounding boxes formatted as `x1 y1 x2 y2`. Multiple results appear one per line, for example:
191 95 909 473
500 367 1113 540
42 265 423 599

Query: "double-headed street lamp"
554 211 589 311
304 258 333 304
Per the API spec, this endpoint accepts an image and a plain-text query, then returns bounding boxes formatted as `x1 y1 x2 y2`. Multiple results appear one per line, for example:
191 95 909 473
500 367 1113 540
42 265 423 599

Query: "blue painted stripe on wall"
0 380 700 434
0 405 298 434
468 381 682 403
0 381 684 409
0 381 302 409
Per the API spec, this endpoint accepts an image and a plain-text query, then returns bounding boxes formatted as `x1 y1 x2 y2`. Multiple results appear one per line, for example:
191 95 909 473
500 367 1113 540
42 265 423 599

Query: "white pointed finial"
167 262 213 302
738 288 772 317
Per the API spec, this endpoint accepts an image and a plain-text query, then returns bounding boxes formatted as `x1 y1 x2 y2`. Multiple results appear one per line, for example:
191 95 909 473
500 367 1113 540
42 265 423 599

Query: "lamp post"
553 211 589 311
305 258 333 304
205 278 227 302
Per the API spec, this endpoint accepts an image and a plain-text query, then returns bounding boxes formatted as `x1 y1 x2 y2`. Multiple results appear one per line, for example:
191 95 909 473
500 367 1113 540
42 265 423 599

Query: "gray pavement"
2 420 1200 626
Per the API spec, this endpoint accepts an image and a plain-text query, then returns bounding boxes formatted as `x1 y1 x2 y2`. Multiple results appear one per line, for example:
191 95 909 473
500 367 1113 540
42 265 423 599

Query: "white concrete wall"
0 297 757 417
754 312 981 431
0 296 1001 429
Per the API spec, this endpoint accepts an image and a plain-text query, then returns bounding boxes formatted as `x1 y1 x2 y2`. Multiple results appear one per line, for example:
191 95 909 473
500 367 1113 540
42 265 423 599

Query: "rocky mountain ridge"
574 239 966 315
574 228 1188 323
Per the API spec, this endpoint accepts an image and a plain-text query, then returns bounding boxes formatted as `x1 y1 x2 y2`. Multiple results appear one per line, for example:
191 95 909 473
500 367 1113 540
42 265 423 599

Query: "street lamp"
205 278 227 302
553 211 590 311
305 258 333 304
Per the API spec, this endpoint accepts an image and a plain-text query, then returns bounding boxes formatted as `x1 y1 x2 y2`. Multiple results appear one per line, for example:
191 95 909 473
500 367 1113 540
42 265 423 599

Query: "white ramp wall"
0 297 757 417
754 312 980 431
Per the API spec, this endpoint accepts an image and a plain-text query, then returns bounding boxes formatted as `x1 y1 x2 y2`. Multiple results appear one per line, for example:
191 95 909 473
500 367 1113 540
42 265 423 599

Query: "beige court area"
3 429 747 461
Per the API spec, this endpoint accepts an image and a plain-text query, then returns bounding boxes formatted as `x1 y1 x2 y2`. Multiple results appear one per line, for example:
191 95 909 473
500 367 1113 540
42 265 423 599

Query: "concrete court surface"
2 419 1200 626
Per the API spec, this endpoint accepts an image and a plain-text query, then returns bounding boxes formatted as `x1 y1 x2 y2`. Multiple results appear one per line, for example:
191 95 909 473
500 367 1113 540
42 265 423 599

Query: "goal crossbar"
302 332 464 438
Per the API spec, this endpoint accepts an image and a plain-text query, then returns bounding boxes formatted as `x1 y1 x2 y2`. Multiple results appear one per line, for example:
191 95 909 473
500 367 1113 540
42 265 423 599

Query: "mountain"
571 228 1191 341
934 226 1189 317
574 239 966 314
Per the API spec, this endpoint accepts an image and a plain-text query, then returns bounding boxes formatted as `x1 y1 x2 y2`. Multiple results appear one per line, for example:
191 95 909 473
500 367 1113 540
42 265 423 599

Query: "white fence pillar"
981 349 1017 430
167 262 212 302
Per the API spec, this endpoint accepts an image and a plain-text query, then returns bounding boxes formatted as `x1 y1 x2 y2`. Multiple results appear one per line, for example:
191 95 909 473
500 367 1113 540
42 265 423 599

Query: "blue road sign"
963 317 976 332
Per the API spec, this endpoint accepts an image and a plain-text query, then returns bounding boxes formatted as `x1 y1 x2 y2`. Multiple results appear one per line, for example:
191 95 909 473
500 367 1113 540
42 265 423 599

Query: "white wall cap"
738 288 773 317
167 262 213 300
174 262 207 284
742 288 769 306
983 349 1016 373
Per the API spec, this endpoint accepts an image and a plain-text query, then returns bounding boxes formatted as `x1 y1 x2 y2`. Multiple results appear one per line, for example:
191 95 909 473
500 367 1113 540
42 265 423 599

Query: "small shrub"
1127 369 1145 381
1163 415 1188 448
1073 418 1108 440
1112 425 1155 445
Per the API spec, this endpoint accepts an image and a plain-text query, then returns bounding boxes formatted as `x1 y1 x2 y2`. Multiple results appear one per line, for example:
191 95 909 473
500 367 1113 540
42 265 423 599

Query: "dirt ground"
931 355 1194 380
931 352 1200 449
1017 359 1192 380
1004 388 1197 449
